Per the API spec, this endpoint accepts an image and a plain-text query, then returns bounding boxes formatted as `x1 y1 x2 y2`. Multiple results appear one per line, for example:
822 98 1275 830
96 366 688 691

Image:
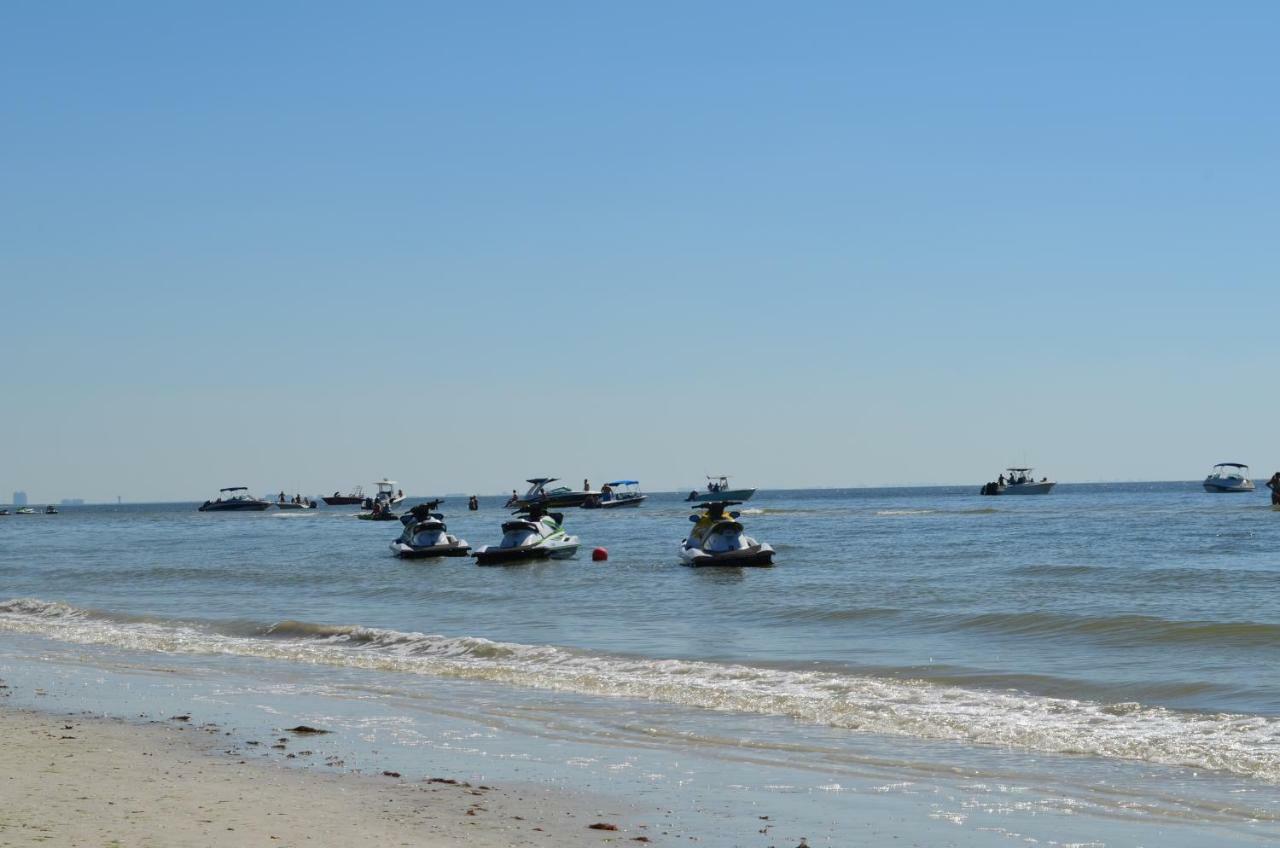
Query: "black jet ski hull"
394 544 471 559
682 544 775 567
473 547 555 566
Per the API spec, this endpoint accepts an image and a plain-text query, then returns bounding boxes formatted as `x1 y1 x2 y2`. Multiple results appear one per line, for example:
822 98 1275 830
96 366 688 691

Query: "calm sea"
2 483 1278 845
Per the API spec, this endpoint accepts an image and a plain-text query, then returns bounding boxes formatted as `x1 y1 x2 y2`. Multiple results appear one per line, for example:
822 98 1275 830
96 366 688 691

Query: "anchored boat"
582 480 647 509
198 487 272 512
685 476 757 503
980 468 1055 495
1203 462 1255 493
505 478 597 509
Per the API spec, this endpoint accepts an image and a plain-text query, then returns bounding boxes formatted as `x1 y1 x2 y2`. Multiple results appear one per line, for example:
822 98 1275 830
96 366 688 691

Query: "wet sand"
0 707 646 848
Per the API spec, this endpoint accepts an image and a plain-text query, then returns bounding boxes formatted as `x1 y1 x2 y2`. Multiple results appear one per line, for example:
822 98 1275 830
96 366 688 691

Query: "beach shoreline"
0 703 647 848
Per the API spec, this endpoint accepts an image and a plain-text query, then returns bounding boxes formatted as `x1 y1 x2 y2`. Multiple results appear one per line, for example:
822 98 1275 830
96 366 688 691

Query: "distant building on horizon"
60 498 86 506
12 491 27 507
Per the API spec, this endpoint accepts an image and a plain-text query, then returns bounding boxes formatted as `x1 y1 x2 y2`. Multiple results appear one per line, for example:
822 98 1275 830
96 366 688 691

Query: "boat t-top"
1203 462 1255 493
980 468 1055 496
505 478 597 509
198 487 272 512
680 501 775 567
582 480 647 509
686 476 757 503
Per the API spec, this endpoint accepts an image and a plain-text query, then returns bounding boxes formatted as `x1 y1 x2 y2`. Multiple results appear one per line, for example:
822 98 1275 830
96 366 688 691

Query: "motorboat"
44 505 58 514
473 505 581 565
322 486 365 506
504 478 597 509
980 467 1056 495
680 501 775 567
198 487 272 512
275 500 316 510
0 509 8 516
15 507 35 515
389 500 470 559
685 476 757 503
1203 462 1255 493
582 480 647 509
361 479 406 510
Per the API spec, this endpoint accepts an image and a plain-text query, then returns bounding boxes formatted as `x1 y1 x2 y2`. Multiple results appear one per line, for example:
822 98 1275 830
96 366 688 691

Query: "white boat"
981 468 1055 495
15 507 35 515
685 476 757 503
582 480 647 509
1203 462 1255 493
371 481 404 507
679 501 775 567
473 506 580 565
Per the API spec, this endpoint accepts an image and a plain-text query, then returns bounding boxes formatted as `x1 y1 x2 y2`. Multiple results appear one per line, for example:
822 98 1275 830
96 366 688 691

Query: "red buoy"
592 547 608 562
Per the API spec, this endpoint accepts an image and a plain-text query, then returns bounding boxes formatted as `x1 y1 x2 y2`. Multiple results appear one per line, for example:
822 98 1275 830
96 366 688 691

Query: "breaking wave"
1 597 1277 783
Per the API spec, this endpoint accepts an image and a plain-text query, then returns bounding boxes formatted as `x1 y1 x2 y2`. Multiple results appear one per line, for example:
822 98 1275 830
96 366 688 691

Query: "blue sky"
3 2 1279 501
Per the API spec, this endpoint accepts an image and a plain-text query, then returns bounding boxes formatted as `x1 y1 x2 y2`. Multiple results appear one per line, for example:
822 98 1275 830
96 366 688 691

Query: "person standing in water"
1267 472 1280 505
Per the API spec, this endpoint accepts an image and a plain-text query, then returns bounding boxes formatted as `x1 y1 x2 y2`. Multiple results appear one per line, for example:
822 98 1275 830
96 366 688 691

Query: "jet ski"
390 500 471 559
473 505 580 565
680 501 775 567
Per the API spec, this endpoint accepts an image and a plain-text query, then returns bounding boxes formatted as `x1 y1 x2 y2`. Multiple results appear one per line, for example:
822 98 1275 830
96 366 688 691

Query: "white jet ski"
390 500 470 559
680 501 775 567
473 505 580 565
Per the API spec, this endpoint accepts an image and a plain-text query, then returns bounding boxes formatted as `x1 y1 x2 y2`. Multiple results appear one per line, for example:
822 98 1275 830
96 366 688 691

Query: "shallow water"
2 483 1278 844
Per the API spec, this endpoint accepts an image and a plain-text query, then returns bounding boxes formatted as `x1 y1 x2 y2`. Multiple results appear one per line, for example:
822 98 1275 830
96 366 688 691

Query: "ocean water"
2 483 1278 845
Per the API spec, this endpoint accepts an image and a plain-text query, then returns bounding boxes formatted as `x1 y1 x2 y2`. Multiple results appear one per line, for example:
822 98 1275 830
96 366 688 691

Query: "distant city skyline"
4 3 1280 500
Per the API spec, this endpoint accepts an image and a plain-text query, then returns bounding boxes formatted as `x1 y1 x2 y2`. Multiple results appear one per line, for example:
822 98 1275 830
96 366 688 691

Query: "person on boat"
397 488 404 500
998 474 1006 486
279 491 286 503
583 479 590 492
600 483 613 501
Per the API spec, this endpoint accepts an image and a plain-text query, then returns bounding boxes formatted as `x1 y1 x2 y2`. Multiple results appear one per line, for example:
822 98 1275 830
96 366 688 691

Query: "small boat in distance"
322 486 365 506
686 476 757 503
582 480 647 509
198 487 273 512
15 507 35 515
44 505 58 514
980 468 1056 495
505 478 597 509
1203 462 1255 493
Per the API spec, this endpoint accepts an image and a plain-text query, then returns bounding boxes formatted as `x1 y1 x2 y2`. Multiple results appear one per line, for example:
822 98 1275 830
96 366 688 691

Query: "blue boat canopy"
606 480 639 486
1213 462 1248 468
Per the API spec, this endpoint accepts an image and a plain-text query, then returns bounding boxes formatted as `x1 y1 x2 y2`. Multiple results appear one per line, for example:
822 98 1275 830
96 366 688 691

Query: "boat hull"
357 512 400 521
583 494 647 509
322 496 364 506
275 502 314 510
198 501 272 512
686 488 756 503
1203 480 1255 493
1000 482 1055 495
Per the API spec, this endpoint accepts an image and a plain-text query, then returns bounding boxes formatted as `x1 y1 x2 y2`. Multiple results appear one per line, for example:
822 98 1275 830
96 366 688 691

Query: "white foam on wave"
1 597 1277 783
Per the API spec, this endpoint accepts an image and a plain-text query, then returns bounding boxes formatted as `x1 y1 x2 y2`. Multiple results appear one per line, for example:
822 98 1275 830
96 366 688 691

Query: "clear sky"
3 2 1279 502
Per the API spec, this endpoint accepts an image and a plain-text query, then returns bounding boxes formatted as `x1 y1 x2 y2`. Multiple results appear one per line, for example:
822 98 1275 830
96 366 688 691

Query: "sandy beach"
0 706 645 848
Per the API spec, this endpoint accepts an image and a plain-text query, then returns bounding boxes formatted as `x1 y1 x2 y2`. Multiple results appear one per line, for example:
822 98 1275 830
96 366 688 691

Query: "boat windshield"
1210 464 1248 478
